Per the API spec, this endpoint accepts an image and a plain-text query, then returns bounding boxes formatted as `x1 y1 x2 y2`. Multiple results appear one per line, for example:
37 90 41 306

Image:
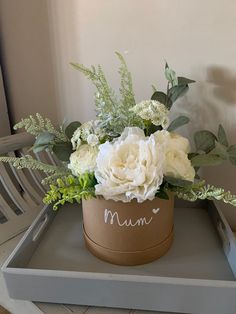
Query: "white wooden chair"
0 132 51 245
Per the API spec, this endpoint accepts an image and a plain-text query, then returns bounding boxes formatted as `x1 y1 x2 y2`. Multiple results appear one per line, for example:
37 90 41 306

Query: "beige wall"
1 0 236 225
0 0 59 124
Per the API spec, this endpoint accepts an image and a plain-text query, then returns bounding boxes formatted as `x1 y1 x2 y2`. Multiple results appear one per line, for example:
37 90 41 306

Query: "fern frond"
71 54 143 137
14 113 67 142
116 52 136 108
174 182 236 207
41 173 69 186
43 173 96 209
0 155 69 176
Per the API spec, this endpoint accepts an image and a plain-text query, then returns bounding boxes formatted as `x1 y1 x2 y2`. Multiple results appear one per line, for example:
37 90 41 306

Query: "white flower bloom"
80 120 105 142
87 134 99 146
154 130 195 182
131 100 170 129
68 144 98 175
168 132 190 153
164 150 195 182
80 121 94 141
95 127 165 202
71 128 81 150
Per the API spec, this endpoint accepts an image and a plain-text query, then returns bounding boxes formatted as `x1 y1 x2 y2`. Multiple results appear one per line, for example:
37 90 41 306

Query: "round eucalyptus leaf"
65 121 81 139
194 130 217 153
52 142 73 162
191 154 223 167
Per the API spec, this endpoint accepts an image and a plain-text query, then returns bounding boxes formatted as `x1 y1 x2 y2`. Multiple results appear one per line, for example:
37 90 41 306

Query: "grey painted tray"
2 202 236 314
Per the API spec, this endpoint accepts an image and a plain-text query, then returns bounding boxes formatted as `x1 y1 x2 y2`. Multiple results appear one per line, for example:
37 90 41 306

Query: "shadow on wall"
176 65 236 229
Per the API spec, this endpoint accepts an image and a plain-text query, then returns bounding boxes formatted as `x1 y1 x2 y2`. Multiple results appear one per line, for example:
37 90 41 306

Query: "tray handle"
32 213 49 242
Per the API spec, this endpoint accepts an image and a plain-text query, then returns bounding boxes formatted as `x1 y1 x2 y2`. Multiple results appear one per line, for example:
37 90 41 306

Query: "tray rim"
2 201 236 288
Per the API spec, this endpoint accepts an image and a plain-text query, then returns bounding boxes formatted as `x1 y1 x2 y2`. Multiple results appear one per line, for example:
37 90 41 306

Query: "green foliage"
31 131 55 153
0 155 69 176
155 189 169 200
116 52 136 108
71 54 143 137
167 116 190 132
218 124 229 147
65 121 81 139
177 77 195 85
151 91 172 109
168 84 189 104
14 113 67 142
191 154 224 167
173 181 236 206
191 126 236 167
43 173 97 209
164 176 193 187
228 145 236 165
210 141 228 160
52 142 73 162
194 130 217 153
165 63 178 87
151 63 195 110
14 114 79 162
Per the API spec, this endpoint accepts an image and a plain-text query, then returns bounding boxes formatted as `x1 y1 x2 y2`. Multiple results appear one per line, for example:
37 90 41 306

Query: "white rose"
164 150 195 181
154 130 195 182
95 127 165 202
168 132 190 153
68 144 98 176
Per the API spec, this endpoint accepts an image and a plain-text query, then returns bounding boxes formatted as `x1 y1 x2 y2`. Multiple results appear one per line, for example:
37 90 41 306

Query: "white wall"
1 0 236 226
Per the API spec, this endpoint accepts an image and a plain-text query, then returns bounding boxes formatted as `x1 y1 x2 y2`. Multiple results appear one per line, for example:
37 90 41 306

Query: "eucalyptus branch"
173 181 236 207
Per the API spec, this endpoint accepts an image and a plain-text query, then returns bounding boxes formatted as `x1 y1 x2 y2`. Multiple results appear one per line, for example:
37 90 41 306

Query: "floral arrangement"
1 52 236 209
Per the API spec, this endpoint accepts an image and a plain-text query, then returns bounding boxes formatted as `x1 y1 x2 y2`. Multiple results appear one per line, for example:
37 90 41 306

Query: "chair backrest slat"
0 132 55 245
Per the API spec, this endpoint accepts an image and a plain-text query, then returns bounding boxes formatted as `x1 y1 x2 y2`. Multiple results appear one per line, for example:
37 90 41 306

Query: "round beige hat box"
82 194 174 266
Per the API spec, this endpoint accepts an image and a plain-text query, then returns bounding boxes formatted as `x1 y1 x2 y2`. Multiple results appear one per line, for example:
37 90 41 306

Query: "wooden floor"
0 233 170 314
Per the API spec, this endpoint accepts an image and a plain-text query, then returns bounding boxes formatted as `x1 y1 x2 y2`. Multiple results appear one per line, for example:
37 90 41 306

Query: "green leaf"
188 153 198 160
151 85 157 93
32 132 55 153
165 66 178 86
228 145 236 165
178 77 195 85
156 190 169 200
52 142 73 162
218 124 229 147
191 154 223 167
194 130 217 153
168 84 189 103
32 144 51 153
145 124 162 136
151 91 172 108
65 121 81 139
210 141 228 160
167 116 190 132
164 176 193 187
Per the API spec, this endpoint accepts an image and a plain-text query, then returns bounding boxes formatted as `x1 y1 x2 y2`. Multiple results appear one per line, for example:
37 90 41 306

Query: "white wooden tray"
2 202 236 314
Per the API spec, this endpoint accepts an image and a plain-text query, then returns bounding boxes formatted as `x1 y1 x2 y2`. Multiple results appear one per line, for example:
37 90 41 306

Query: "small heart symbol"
152 208 160 214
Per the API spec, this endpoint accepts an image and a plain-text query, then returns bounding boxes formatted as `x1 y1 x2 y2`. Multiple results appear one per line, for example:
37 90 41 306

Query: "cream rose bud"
164 150 195 182
154 130 195 182
168 132 190 153
95 127 165 203
68 144 98 176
